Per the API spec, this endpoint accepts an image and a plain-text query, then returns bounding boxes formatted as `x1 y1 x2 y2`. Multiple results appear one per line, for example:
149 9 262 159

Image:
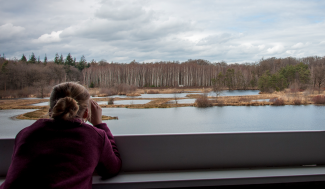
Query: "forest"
1 53 325 98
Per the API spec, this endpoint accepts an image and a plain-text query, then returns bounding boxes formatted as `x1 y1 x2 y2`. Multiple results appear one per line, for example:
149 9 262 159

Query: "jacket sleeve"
95 123 122 178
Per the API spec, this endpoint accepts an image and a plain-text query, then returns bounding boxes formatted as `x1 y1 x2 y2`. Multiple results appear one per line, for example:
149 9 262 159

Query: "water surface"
2 105 323 138
208 90 259 97
0 109 37 138
102 105 325 135
97 100 151 105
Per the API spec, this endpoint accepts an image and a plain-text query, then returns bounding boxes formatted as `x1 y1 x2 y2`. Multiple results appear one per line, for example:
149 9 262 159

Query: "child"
0 82 121 189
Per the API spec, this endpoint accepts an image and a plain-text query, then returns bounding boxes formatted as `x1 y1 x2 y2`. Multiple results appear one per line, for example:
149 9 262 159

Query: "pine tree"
29 53 36 63
37 56 41 64
77 55 87 71
59 54 64 65
54 53 60 64
65 53 74 66
21 54 27 62
44 54 48 65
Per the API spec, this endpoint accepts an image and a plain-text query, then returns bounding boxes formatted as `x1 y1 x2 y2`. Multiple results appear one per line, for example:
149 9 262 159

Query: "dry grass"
102 115 118 120
186 94 204 98
312 95 325 104
0 99 49 110
293 98 302 105
147 90 159 94
273 98 285 106
126 93 141 96
16 108 49 120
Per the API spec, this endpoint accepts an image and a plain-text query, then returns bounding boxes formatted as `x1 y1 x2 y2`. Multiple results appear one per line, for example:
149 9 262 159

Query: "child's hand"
90 99 102 126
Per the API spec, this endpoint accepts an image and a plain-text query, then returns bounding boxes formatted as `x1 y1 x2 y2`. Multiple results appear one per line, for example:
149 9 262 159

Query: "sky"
1 0 325 63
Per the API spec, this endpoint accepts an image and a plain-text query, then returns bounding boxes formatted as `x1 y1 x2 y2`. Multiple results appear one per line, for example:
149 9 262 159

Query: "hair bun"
51 97 79 120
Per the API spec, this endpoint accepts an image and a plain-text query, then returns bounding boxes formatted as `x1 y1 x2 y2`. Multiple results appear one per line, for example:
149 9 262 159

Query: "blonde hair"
50 82 90 121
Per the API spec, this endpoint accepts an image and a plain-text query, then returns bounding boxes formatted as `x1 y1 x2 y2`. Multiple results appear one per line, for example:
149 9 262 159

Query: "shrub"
89 82 95 88
273 98 285 106
195 95 212 107
293 99 301 105
312 95 325 104
108 98 114 105
147 90 159 94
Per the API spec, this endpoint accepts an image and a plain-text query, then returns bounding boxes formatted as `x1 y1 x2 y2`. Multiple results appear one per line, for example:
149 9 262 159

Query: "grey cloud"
0 23 25 42
95 1 146 21
197 33 240 46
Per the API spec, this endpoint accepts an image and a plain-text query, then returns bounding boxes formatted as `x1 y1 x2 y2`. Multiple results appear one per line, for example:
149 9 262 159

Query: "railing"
2 131 325 188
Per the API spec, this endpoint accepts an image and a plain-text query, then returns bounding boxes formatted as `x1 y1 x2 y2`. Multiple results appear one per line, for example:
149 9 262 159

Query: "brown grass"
312 95 325 104
16 108 49 120
147 90 159 94
126 93 141 96
0 99 49 110
293 98 302 105
273 98 285 106
102 115 118 120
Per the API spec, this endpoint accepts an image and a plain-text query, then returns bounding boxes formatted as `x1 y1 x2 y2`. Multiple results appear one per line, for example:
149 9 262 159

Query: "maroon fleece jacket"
0 119 122 189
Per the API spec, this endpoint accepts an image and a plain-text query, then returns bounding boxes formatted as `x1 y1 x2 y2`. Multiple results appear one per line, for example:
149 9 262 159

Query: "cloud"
197 33 240 46
267 45 285 54
292 42 304 48
60 1 193 43
95 1 146 21
34 31 63 43
0 23 25 42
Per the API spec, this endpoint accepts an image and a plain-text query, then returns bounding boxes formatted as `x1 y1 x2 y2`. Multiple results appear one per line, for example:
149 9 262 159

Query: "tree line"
1 53 325 98
83 57 325 92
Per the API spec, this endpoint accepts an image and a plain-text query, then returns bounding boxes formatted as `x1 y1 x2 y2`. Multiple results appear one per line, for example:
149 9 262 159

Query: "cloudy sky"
1 0 325 63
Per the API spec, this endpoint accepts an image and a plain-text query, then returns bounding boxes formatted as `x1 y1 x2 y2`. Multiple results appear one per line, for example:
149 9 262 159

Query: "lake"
1 105 325 138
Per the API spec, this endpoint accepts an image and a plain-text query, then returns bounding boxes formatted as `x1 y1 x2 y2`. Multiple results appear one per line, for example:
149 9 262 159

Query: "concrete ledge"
2 131 325 188
2 166 325 188
94 166 325 188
